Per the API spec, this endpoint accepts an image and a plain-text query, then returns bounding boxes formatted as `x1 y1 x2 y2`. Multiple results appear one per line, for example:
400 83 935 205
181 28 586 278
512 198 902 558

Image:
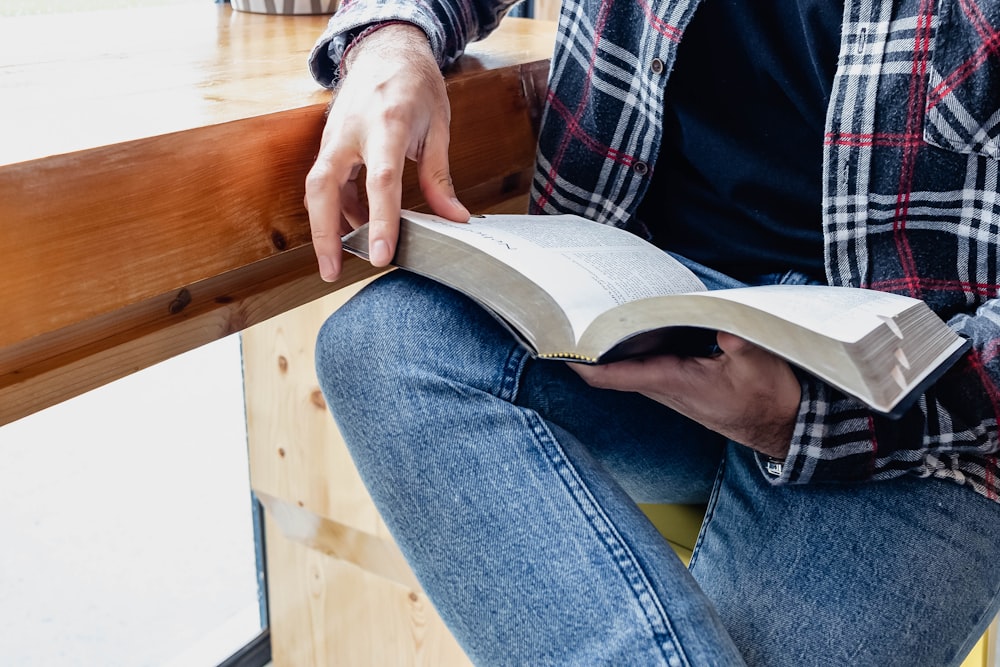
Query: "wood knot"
277 447 286 458
408 592 419 603
168 288 192 315
310 389 326 410
271 229 288 251
277 355 288 373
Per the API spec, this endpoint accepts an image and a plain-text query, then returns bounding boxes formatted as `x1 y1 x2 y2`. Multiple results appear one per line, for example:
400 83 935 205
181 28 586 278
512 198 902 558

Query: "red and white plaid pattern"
311 0 1000 501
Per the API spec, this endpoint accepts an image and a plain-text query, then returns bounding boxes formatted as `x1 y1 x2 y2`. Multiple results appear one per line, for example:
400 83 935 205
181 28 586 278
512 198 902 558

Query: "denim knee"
314 271 419 404
314 270 522 418
313 269 534 503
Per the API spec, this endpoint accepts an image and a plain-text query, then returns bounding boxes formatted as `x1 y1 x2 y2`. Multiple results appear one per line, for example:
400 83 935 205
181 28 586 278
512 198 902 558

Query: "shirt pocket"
923 0 1000 159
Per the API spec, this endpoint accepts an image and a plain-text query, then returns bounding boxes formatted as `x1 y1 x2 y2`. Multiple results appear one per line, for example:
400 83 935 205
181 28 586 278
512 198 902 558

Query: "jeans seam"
688 445 729 572
949 586 1000 667
522 409 689 667
498 343 529 403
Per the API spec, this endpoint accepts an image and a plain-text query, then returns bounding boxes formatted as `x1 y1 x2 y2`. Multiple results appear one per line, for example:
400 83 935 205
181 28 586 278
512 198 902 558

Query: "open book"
342 210 970 418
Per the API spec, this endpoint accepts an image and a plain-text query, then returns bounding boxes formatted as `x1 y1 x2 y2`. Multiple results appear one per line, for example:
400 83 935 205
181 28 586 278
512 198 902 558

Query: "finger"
714 333 790 383
340 176 369 229
715 331 756 355
418 123 470 222
363 129 407 267
566 360 602 385
569 356 686 393
568 358 637 391
304 156 348 282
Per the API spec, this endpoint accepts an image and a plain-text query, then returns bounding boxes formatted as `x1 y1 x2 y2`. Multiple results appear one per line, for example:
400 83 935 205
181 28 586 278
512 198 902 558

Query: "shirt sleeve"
308 0 521 88
758 298 1000 492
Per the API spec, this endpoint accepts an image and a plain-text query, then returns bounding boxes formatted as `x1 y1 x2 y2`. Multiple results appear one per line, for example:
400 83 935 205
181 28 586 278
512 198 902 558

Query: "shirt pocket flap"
923 0 1000 159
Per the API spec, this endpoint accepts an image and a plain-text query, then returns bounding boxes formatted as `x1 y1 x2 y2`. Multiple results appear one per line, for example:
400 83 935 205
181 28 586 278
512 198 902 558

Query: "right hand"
304 23 470 282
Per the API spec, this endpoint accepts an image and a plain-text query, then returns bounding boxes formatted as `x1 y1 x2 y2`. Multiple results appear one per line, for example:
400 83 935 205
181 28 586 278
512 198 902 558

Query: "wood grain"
243 280 387 534
0 4 555 425
530 0 563 23
245 281 474 665
259 491 420 592
0 6 554 165
265 514 472 666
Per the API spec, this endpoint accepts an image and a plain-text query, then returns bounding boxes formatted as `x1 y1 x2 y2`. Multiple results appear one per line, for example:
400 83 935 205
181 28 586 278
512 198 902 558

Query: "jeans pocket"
923 0 1000 159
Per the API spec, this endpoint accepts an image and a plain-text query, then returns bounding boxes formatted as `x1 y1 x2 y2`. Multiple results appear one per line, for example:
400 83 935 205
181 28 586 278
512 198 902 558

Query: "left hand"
570 332 800 459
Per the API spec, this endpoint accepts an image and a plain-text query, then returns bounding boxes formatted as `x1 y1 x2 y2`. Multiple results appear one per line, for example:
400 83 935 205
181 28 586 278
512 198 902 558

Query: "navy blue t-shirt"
636 0 844 283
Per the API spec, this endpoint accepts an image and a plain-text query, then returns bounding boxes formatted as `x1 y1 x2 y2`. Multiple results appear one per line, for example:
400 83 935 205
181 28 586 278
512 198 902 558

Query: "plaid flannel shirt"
310 0 1000 502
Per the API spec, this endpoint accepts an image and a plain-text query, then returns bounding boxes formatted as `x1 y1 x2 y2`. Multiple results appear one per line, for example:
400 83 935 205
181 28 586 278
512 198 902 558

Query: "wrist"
340 22 431 77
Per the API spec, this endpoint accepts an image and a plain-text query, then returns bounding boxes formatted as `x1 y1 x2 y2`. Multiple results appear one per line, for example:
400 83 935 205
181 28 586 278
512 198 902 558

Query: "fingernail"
371 239 391 266
318 255 337 282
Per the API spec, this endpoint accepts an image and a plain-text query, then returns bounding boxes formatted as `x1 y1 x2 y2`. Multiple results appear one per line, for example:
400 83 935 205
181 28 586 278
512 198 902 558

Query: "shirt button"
650 58 665 74
633 160 649 175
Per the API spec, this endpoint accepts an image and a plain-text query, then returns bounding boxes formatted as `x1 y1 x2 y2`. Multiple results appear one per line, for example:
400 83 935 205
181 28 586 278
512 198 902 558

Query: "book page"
700 284 913 341
402 212 706 340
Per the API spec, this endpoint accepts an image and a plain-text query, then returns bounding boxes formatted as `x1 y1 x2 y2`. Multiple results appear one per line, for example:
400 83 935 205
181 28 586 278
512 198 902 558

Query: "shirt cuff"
755 372 878 486
309 5 452 87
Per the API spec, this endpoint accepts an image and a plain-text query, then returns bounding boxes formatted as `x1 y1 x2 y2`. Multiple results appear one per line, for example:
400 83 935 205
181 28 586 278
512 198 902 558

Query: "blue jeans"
315 268 1000 666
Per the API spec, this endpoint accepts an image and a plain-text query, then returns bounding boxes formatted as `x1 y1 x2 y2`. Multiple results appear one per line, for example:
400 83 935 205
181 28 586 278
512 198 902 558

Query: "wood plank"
0 64 540 361
243 279 388 536
0 251 381 425
0 6 555 425
259 491 420 592
0 5 326 165
265 514 472 666
244 272 503 666
0 6 554 165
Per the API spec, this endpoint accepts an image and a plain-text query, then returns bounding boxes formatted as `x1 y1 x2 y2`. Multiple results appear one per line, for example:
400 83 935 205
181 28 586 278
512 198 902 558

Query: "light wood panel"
0 5 553 165
258 491 420 591
244 279 385 534
264 514 472 666
245 276 474 666
531 0 562 23
0 4 555 425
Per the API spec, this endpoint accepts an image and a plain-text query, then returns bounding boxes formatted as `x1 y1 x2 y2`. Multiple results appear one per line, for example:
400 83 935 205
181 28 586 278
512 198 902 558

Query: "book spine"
537 352 599 363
